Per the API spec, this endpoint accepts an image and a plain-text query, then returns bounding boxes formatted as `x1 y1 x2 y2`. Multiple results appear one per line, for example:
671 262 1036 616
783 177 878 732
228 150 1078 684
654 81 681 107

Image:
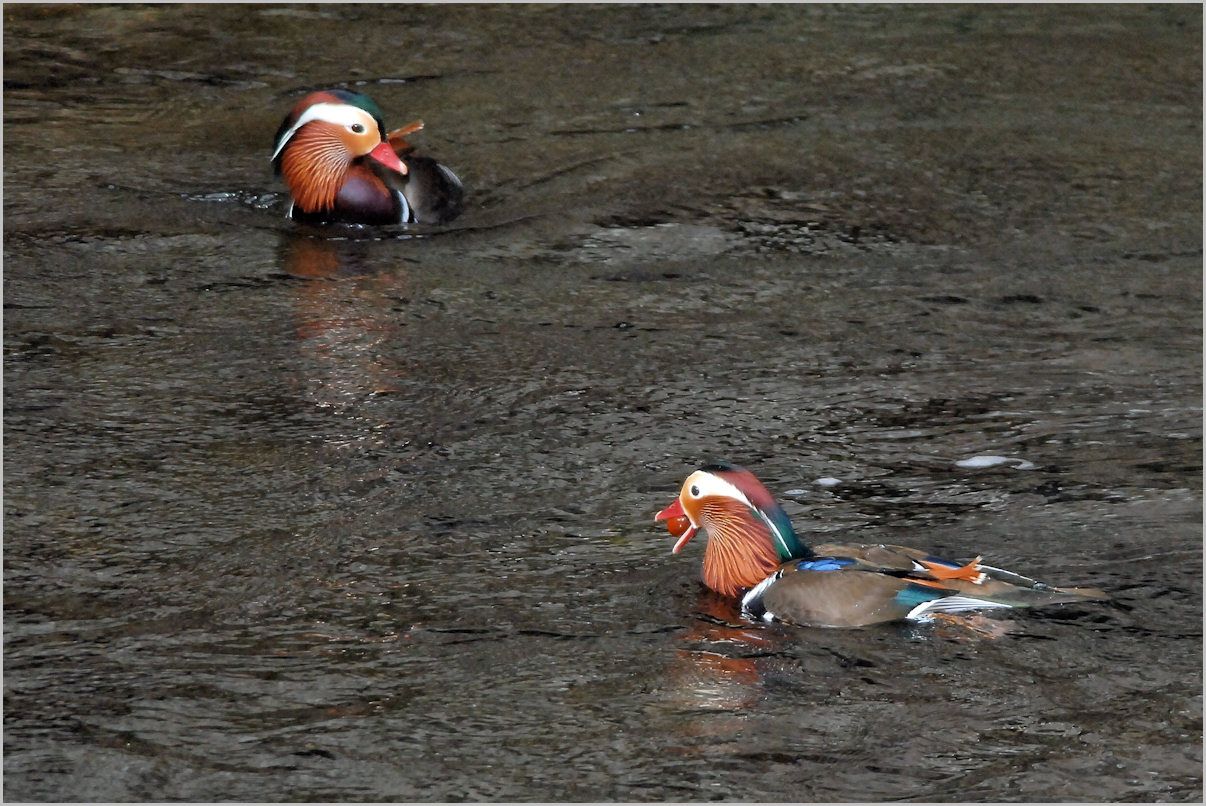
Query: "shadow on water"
4 3 1202 802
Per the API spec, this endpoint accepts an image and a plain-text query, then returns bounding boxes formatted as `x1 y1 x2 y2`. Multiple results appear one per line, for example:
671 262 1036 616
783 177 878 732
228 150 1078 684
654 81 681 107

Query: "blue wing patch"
796 557 858 572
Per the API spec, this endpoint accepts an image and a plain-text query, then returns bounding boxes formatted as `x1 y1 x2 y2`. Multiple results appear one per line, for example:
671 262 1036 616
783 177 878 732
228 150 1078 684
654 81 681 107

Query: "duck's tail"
952 563 1109 607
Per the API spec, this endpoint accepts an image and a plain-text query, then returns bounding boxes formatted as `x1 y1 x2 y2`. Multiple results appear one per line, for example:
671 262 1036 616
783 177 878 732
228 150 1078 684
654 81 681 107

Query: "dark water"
4 4 1201 801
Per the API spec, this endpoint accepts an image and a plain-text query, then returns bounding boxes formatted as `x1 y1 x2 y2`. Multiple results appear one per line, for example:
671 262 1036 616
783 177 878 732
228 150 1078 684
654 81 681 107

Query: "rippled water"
4 4 1202 801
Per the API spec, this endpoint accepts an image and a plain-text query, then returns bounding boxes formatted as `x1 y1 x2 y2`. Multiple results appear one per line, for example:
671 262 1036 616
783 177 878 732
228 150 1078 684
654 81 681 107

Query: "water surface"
4 4 1202 801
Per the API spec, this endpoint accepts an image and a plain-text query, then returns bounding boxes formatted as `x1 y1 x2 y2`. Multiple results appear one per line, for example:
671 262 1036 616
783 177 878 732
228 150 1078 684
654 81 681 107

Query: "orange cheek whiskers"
698 503 782 598
281 127 353 212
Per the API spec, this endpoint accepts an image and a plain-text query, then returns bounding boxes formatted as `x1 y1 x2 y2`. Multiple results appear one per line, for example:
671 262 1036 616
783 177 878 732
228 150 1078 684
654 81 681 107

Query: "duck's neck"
757 500 812 562
699 499 812 598
702 530 782 598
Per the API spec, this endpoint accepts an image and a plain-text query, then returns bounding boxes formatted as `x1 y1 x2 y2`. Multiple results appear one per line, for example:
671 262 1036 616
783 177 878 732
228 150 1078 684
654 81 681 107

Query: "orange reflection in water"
282 235 412 419
668 592 778 713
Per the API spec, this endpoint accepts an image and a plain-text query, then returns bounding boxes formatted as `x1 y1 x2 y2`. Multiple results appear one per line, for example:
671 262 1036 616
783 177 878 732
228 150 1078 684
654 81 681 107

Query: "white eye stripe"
684 471 752 508
271 102 378 161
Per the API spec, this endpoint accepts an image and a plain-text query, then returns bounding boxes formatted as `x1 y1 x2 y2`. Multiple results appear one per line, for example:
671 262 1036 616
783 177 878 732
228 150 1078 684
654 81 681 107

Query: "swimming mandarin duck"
656 463 1108 628
271 89 463 226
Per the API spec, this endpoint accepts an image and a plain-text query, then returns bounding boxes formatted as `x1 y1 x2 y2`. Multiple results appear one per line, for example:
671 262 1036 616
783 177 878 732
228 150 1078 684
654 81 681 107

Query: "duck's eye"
689 484 700 497
350 123 366 134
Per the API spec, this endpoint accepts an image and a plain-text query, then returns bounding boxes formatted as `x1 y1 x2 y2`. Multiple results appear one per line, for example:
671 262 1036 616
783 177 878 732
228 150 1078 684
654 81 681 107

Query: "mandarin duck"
272 89 463 226
656 463 1108 628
